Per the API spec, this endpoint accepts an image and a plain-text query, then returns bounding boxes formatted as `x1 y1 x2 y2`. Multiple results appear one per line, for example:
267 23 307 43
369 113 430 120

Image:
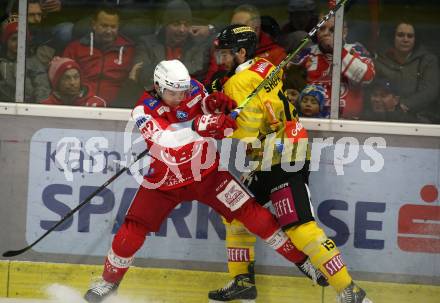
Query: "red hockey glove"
192 114 237 139
202 92 238 114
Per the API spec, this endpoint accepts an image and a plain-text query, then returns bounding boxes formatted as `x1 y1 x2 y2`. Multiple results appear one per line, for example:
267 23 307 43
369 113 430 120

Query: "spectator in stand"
114 0 212 108
39 0 73 51
291 14 375 119
260 15 282 45
362 78 413 123
283 64 307 105
28 1 72 58
231 5 286 65
41 56 106 106
27 0 64 45
374 20 439 123
63 6 134 106
205 4 286 87
0 14 48 103
280 0 318 52
297 84 328 118
0 15 24 101
26 1 54 102
28 1 43 24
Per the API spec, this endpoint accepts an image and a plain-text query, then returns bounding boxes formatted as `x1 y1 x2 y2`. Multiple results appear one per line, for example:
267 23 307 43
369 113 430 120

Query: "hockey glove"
202 92 237 114
192 114 237 139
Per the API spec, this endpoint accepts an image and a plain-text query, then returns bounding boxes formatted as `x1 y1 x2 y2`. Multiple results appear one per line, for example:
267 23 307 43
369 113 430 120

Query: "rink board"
0 114 439 286
0 262 7 297
1 260 440 303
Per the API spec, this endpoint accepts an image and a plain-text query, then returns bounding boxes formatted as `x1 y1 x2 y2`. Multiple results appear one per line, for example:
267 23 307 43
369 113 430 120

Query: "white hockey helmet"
153 59 191 95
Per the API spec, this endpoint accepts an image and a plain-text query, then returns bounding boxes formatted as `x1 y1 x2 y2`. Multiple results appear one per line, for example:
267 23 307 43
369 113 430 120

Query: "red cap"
1 18 18 44
48 56 81 89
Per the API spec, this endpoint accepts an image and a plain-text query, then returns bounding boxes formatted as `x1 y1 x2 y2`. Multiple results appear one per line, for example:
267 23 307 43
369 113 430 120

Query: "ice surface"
0 284 161 303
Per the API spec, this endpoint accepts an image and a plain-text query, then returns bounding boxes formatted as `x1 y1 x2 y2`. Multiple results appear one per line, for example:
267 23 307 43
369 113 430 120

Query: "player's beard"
231 56 242 74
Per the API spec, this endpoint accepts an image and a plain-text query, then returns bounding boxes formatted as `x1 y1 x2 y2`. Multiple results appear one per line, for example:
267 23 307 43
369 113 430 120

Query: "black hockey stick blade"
3 247 29 257
2 148 150 258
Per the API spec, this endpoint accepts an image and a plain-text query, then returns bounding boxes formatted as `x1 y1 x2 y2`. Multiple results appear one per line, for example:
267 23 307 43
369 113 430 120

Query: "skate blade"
208 300 256 303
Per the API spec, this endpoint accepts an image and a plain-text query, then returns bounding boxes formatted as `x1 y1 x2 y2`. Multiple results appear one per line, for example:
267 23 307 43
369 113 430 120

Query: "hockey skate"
84 279 119 303
208 262 257 302
337 282 373 303
297 257 329 287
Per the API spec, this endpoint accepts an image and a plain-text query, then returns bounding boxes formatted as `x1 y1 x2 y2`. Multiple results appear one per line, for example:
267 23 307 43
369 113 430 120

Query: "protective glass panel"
287 0 334 119
346 0 440 124
19 0 296 109
10 0 439 126
0 1 19 102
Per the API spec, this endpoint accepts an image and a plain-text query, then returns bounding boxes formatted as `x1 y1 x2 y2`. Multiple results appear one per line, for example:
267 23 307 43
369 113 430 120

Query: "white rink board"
23 128 440 278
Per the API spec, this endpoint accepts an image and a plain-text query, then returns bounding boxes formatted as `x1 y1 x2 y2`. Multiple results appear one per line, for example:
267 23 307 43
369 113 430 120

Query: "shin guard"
102 248 134 284
224 219 256 277
286 221 352 292
264 228 307 264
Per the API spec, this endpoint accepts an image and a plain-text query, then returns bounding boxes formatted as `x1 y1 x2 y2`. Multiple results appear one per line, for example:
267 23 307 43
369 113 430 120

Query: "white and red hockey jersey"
293 43 375 118
131 79 219 190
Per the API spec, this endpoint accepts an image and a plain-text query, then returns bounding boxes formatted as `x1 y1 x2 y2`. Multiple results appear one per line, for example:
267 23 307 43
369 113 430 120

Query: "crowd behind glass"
0 0 439 124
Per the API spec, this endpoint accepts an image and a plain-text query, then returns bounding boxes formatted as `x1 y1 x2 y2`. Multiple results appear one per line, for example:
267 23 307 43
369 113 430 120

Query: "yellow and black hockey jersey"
224 57 309 170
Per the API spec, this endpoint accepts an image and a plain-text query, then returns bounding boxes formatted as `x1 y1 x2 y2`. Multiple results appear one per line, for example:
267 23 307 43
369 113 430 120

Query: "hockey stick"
2 148 150 257
230 0 349 119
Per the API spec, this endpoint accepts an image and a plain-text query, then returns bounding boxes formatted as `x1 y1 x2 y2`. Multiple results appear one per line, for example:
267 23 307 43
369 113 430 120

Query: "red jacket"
204 31 286 86
41 85 107 106
131 80 219 190
256 31 286 66
294 43 375 118
63 33 134 105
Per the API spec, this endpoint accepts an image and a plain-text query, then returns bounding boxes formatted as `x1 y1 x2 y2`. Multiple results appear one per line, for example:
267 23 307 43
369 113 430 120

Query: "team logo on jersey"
285 120 308 144
250 59 271 78
160 142 203 166
144 98 159 110
254 61 270 73
176 110 188 120
216 180 250 211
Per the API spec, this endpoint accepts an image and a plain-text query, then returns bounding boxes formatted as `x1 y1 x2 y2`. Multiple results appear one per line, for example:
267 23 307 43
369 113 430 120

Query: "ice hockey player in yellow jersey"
207 24 373 303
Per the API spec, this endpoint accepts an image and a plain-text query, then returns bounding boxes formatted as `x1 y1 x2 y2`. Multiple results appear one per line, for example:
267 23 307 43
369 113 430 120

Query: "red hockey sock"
275 237 307 264
102 220 149 284
234 200 280 239
102 250 132 284
234 201 307 264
